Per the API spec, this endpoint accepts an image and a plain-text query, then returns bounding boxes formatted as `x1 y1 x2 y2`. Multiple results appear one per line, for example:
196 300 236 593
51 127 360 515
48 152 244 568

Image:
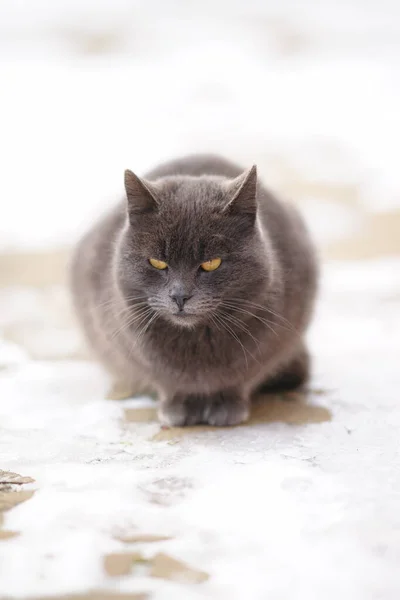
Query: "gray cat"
70 154 318 426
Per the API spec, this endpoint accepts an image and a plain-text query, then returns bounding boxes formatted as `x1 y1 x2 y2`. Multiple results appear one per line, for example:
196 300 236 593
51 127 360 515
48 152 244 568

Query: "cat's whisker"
218 309 261 355
126 310 158 362
94 295 148 311
99 304 151 327
128 311 159 360
219 312 261 365
142 311 160 336
213 312 250 370
209 314 222 332
109 315 151 343
227 298 296 331
227 297 286 317
103 303 149 325
135 310 160 346
108 307 154 341
147 302 168 312
128 311 157 353
221 299 298 337
113 302 150 321
221 302 281 338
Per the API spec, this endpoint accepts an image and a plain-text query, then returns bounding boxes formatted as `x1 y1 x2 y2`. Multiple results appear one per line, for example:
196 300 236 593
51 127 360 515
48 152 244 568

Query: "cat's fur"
70 154 318 426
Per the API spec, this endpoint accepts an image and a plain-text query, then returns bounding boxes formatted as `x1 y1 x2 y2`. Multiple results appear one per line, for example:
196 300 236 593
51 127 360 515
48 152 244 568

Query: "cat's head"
117 166 274 328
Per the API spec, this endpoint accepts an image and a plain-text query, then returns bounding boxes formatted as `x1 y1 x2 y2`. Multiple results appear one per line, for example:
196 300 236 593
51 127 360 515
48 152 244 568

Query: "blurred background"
0 0 399 361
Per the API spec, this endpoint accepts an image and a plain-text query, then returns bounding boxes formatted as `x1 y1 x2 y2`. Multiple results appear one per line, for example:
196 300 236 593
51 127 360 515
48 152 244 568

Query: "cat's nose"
170 290 192 311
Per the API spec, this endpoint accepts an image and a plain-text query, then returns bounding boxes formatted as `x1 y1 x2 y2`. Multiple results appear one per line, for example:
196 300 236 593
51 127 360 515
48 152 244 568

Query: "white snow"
0 261 399 599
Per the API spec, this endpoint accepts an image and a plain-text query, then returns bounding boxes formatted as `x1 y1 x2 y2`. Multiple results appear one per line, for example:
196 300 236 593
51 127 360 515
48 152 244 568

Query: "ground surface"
0 258 399 600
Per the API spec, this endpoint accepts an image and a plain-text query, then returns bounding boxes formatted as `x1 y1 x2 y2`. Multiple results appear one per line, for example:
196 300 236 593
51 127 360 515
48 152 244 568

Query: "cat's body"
71 154 318 426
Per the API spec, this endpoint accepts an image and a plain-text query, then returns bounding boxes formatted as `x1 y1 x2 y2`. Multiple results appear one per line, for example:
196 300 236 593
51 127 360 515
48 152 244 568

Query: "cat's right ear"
124 170 159 216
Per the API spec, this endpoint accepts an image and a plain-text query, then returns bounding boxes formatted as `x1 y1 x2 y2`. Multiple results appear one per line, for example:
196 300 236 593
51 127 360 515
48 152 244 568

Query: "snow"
0 260 399 599
1 1 400 598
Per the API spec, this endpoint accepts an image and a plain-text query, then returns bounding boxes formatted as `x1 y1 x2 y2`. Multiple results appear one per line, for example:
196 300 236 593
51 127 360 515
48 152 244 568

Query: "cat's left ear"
222 165 258 219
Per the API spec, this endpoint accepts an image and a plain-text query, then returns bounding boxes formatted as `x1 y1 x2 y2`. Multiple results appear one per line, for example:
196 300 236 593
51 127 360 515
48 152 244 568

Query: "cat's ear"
124 169 159 216
223 165 258 218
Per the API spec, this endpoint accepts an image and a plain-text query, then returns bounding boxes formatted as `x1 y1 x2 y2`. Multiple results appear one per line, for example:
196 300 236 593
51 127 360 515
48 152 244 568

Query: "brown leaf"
103 552 147 577
107 381 157 402
116 533 172 544
106 384 135 401
250 394 331 425
0 470 35 485
0 484 12 492
124 407 157 423
150 552 209 584
0 490 35 512
0 530 19 540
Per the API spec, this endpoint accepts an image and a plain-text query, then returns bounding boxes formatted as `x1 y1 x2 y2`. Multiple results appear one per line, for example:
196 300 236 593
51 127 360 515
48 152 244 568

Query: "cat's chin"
166 312 202 329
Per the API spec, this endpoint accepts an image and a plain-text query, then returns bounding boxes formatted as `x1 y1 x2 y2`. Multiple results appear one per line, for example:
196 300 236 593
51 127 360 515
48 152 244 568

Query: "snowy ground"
0 259 400 600
1 1 400 599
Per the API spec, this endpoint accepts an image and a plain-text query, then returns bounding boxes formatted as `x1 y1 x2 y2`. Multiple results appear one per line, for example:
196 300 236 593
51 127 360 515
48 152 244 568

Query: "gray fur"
70 154 318 426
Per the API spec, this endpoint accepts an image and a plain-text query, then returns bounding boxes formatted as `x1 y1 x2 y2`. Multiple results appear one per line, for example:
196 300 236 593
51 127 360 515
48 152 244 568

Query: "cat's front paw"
158 390 249 427
203 397 249 427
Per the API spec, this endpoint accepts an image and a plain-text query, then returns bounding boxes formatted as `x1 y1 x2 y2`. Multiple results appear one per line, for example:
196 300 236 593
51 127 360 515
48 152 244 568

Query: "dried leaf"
106 384 135 401
0 484 13 492
0 490 35 512
0 530 19 540
0 470 35 485
107 381 157 402
116 533 172 544
150 552 209 584
250 395 331 425
124 407 157 423
103 552 147 577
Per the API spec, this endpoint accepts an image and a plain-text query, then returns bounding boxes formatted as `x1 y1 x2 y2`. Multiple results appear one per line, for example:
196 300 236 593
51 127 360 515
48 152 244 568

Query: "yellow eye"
149 258 168 270
201 258 222 272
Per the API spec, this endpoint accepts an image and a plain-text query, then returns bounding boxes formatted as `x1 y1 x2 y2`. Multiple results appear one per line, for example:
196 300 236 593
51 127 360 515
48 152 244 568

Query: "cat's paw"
158 390 249 427
203 398 249 427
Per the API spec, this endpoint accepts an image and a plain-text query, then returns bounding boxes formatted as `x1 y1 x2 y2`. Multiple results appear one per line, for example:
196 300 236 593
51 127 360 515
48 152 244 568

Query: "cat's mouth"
147 299 208 327
168 310 201 327
173 310 196 319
